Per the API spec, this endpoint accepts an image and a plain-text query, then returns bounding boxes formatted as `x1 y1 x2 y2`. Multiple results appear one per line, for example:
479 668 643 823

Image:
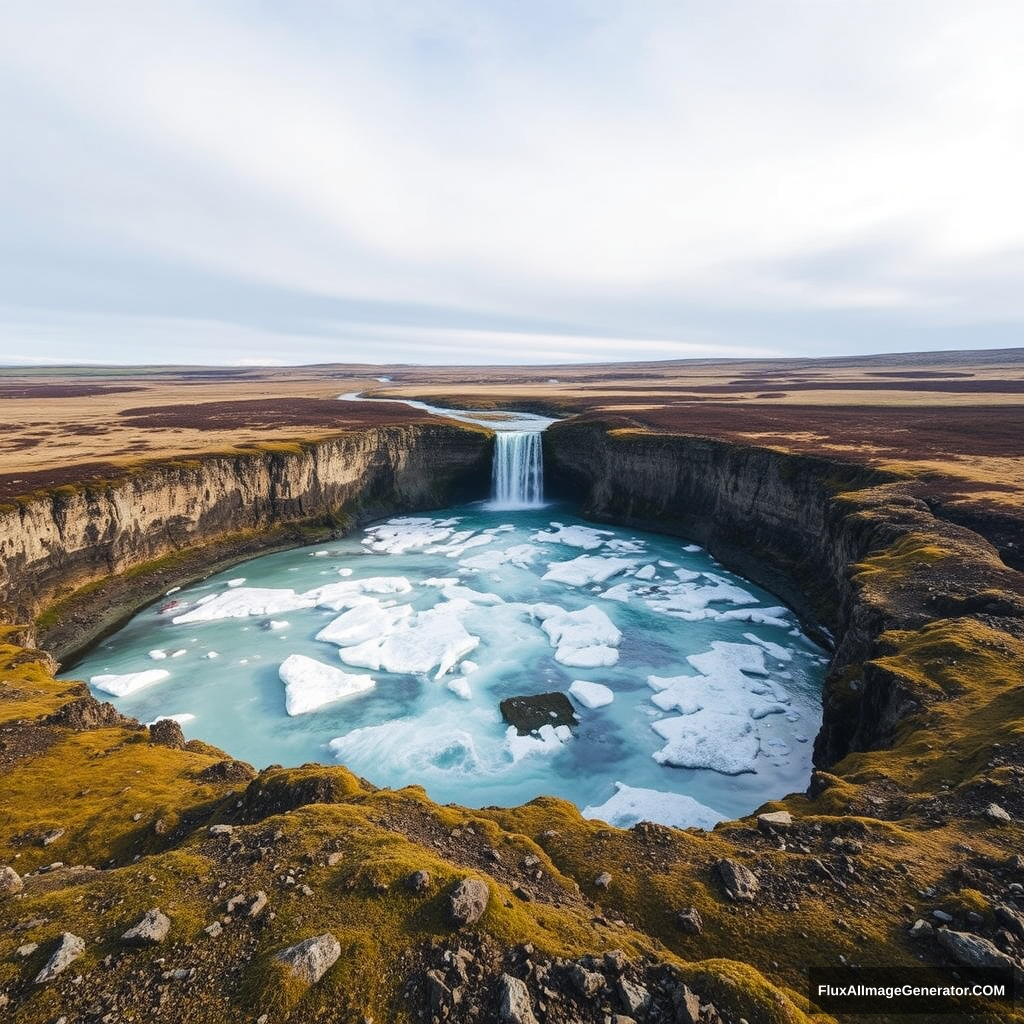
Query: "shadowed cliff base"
1 353 1023 1022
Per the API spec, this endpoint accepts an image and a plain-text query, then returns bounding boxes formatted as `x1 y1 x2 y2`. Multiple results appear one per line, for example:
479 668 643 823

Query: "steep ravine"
2 418 1024 1024
0 422 492 661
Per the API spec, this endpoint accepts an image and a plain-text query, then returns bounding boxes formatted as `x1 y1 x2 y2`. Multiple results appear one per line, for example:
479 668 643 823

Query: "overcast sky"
1 1 1022 366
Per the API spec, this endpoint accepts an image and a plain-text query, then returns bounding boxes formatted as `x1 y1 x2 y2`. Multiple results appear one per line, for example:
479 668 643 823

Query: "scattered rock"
208 824 234 837
757 810 793 831
34 932 85 984
995 904 1024 941
715 858 760 901
616 977 651 1018
676 907 703 934
936 928 1024 986
499 692 577 735
248 891 268 917
595 871 612 890
326 852 344 867
0 865 23 896
984 803 1012 824
46 696 127 731
198 759 256 783
16 942 38 957
204 922 223 938
40 828 65 847
673 984 702 1024
122 908 171 945
908 919 934 939
498 973 538 1024
407 870 431 892
149 718 185 749
568 962 604 998
273 933 341 986
448 878 489 926
932 910 953 923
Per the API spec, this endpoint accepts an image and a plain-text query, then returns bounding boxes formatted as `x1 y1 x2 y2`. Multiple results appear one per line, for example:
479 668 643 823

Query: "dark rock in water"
499 692 577 735
149 718 186 749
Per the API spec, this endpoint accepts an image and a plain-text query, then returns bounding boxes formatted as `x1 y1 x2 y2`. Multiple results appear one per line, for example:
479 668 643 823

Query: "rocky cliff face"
0 423 491 659
545 418 1024 766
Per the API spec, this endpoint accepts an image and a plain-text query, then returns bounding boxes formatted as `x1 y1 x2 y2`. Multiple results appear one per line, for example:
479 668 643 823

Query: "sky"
1 1 1022 366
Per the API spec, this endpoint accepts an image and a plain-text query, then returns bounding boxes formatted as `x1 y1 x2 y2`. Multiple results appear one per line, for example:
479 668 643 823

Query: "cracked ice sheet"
532 522 613 549
535 604 622 667
652 711 760 774
361 517 460 554
315 603 412 647
171 587 316 623
460 544 542 571
542 555 636 587
583 782 727 831
278 654 375 716
338 603 479 677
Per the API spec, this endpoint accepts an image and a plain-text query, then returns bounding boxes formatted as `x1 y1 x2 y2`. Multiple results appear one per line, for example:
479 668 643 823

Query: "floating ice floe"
717 606 791 627
426 533 495 558
278 654 375 716
148 649 167 660
600 582 633 603
310 577 412 611
172 587 316 623
316 603 412 647
505 723 572 762
532 523 613 550
535 604 622 668
645 574 758 620
633 564 657 581
227 578 246 588
447 677 472 700
651 711 760 774
542 555 635 587
205 651 219 659
742 633 794 661
460 544 541 571
568 680 614 709
338 604 479 677
583 781 727 831
683 544 702 553
91 669 170 697
362 517 459 554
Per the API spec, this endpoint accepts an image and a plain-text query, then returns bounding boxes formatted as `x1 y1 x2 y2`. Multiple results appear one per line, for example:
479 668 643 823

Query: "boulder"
499 692 577 735
407 870 431 892
595 871 612 889
498 973 538 1024
568 962 605 998
34 932 85 984
0 865 23 896
757 810 793 832
676 907 703 934
273 933 341 986
122 908 171 945
984 802 1012 824
46 696 128 731
715 858 760 901
936 928 1024 987
616 978 651 1018
149 718 186 749
673 984 702 1024
448 877 489 926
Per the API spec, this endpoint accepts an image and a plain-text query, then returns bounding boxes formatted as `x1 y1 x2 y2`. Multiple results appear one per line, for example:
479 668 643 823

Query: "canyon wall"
545 418 1024 766
0 423 491 659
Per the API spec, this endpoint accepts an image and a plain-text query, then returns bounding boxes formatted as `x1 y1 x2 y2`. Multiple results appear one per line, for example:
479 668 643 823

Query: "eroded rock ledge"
1 419 1023 1023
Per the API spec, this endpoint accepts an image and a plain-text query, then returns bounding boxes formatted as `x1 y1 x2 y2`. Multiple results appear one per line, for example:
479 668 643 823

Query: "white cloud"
0 1 1021 362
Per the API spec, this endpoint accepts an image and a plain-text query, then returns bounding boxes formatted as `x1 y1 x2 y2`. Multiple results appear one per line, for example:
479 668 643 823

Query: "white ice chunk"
634 564 657 580
542 554 635 587
338 604 479 677
504 723 572 762
172 587 315 623
652 711 760 774
362 517 457 554
148 649 167 661
308 576 412 611
718 607 791 627
600 582 633 603
447 677 472 700
743 633 794 662
205 651 219 659
532 523 613 549
315 603 412 647
687 641 769 679
683 543 702 552
460 544 542 571
556 644 619 667
91 669 170 697
227 578 246 588
568 680 614 708
268 620 289 630
278 654 375 716
460 660 478 675
583 781 727 831
537 605 622 660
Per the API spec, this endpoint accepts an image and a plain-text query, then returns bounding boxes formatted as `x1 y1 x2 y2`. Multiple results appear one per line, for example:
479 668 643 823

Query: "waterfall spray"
490 431 544 509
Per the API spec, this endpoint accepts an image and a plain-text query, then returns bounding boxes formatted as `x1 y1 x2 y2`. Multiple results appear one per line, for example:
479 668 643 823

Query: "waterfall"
491 431 544 509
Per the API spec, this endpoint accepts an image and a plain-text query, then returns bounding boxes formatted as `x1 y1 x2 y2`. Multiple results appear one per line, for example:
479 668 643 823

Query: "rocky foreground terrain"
2 356 1024 1023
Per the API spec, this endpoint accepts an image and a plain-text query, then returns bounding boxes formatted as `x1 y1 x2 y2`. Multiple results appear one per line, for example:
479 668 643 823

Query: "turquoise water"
64 503 825 827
